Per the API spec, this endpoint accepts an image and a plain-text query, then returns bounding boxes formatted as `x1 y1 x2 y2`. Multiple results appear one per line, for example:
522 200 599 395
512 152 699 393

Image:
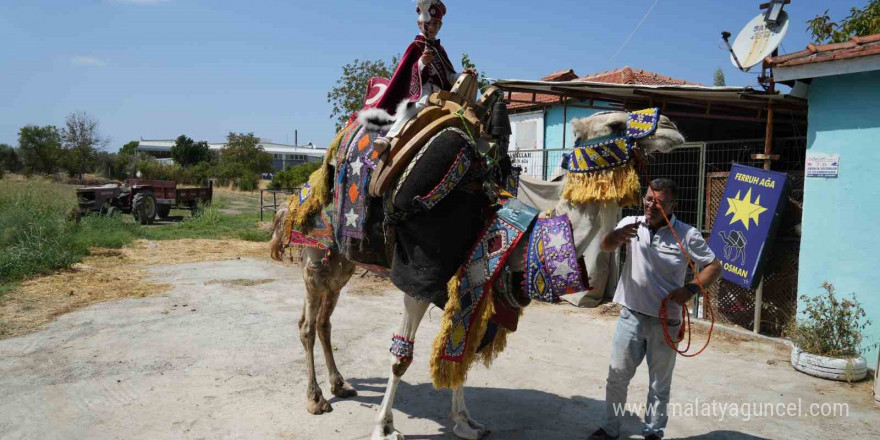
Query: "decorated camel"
269 74 685 440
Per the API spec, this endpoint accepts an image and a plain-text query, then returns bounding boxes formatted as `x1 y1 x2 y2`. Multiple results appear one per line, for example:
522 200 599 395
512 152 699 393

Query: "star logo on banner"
552 260 576 279
545 229 568 251
345 208 359 227
349 159 363 177
725 188 767 230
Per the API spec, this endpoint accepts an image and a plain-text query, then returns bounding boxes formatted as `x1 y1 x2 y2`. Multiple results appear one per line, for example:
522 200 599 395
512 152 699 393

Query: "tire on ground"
791 347 867 381
133 190 158 225
157 205 171 219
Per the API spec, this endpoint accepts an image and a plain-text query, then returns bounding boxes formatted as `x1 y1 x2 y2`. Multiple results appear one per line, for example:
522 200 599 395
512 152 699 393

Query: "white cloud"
72 56 107 67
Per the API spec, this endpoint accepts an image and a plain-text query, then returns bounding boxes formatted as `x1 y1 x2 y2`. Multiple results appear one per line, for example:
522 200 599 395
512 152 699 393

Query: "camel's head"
558 109 685 205
570 110 684 154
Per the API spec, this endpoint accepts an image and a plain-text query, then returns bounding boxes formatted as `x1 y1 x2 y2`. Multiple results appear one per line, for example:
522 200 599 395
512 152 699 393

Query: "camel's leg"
299 248 351 415
316 252 357 398
371 294 431 440
451 386 488 439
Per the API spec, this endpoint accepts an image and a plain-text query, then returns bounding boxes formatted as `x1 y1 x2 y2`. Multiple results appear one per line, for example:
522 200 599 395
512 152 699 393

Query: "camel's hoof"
453 422 488 440
306 394 333 415
331 381 358 398
371 424 405 440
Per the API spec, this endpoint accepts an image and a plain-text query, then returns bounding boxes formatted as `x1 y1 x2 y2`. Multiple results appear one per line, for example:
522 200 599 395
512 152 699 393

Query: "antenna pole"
721 32 746 72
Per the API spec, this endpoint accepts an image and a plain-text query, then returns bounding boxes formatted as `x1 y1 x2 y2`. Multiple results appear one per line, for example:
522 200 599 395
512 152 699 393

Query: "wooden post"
562 97 568 149
754 279 765 333
753 102 774 334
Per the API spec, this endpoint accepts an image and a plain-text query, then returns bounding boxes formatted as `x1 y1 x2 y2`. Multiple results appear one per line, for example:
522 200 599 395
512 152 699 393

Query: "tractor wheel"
157 205 171 219
133 190 157 225
106 206 121 218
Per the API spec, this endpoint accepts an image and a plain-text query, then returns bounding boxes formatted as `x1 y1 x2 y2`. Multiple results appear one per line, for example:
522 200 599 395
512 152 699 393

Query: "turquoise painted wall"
800 71 880 369
544 100 612 149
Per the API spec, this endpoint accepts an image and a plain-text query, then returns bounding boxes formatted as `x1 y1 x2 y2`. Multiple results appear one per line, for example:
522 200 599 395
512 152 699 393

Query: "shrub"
0 143 22 173
135 157 183 181
270 161 319 190
787 282 876 358
237 172 260 192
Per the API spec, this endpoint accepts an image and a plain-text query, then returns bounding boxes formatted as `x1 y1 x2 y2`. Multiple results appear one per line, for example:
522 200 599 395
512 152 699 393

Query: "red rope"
656 203 714 357
637 150 714 357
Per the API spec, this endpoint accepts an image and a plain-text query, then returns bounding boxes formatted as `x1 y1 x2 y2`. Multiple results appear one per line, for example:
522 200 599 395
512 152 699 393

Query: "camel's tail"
269 205 289 261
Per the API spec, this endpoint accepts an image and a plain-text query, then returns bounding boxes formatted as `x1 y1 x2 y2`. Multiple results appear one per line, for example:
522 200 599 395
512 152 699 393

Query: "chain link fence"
519 137 807 335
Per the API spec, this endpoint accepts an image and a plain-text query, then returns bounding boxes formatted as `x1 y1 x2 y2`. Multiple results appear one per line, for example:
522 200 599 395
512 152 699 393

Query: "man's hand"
667 286 694 306
613 222 640 246
600 221 640 252
421 48 435 65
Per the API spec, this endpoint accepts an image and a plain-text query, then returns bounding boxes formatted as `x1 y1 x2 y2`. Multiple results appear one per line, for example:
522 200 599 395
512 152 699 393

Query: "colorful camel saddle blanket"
289 201 336 251
334 124 377 242
437 198 538 364
390 127 479 215
562 108 659 173
525 214 588 303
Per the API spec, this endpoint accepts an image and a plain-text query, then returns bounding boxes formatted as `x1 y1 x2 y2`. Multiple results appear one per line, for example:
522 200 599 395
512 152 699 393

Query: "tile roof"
577 66 698 86
766 33 880 68
506 66 698 110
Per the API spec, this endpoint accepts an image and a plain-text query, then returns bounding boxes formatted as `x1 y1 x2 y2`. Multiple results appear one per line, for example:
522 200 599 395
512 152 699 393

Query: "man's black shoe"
587 428 617 440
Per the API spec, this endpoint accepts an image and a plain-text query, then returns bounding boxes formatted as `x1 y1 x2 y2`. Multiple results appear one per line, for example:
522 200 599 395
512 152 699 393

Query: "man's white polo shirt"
613 215 716 318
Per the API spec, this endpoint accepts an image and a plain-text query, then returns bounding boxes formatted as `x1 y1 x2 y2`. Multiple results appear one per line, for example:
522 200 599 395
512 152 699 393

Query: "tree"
170 135 210 168
221 132 273 175
808 1 880 44
713 68 726 86
119 140 139 156
461 53 491 91
327 56 400 131
0 143 22 173
61 111 109 178
18 125 63 174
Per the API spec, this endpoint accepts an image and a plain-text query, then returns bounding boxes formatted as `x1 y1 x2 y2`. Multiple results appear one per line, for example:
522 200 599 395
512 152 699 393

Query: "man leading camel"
589 178 722 440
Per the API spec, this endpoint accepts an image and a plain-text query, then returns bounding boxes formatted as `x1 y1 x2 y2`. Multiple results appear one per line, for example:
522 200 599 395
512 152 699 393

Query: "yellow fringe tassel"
476 307 523 367
430 271 501 390
281 125 349 243
561 162 642 207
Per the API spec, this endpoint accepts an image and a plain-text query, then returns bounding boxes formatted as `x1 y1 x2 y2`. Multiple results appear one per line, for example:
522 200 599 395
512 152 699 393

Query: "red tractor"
77 179 213 224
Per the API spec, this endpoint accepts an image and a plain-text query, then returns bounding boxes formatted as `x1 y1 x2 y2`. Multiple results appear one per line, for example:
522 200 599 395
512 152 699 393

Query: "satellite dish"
730 10 789 71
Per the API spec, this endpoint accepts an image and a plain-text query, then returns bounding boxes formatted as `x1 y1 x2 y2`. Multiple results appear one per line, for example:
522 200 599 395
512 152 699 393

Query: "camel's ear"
571 117 592 140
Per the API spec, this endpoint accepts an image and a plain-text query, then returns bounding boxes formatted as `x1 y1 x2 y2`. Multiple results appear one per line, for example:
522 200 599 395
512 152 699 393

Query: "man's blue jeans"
600 306 680 439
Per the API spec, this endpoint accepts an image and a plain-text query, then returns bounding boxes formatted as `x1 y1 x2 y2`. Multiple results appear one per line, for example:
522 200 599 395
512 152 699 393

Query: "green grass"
0 178 270 288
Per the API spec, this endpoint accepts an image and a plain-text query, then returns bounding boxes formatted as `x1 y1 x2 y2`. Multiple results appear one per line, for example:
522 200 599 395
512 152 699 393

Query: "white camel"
269 109 684 440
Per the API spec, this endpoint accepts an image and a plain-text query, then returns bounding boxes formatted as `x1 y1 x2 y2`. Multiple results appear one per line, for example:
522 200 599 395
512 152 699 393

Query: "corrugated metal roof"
506 67 702 111
494 79 804 108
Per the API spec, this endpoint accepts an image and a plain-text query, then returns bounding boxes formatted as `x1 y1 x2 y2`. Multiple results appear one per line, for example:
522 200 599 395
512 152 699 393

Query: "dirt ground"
1 255 878 440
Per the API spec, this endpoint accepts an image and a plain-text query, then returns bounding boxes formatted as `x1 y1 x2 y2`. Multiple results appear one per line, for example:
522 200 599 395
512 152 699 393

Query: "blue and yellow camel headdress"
561 108 660 207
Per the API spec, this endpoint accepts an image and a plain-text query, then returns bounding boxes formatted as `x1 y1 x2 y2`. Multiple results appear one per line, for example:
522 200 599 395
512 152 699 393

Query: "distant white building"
137 139 326 172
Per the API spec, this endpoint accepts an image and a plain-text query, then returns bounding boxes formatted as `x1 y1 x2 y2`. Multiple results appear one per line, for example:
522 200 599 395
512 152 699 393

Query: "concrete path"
1 258 877 439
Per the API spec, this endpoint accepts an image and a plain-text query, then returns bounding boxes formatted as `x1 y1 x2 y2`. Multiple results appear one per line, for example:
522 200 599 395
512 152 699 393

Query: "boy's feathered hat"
417 0 446 23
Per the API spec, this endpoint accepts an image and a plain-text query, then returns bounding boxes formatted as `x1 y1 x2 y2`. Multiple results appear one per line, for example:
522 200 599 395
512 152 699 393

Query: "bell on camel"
489 99 511 137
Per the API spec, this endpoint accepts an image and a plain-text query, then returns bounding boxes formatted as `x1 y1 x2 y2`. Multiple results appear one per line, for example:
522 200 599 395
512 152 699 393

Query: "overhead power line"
609 0 662 65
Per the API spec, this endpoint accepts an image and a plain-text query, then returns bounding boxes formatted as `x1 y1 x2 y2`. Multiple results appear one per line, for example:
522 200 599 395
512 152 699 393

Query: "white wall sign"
805 152 839 178
508 112 545 179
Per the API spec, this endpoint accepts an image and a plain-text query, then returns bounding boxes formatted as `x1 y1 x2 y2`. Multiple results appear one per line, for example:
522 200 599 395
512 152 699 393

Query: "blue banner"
708 164 789 289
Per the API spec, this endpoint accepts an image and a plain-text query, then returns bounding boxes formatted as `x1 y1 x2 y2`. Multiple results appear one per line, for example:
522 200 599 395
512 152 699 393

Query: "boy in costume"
370 0 473 151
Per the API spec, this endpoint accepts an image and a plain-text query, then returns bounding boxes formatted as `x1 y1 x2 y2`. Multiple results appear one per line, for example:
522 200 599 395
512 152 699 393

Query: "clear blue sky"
0 0 859 150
